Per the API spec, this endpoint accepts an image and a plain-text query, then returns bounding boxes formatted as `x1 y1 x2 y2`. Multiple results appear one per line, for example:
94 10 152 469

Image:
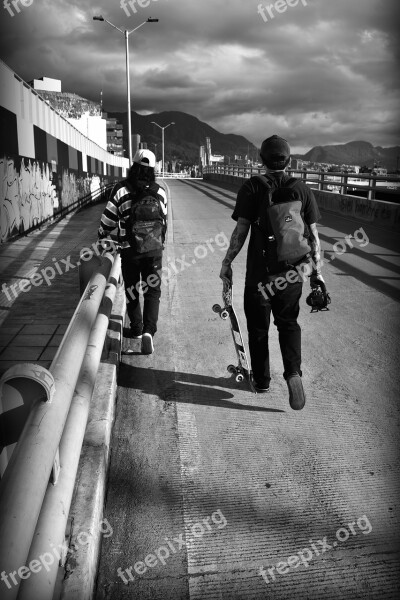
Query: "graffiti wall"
1 157 54 242
0 60 129 243
0 156 102 243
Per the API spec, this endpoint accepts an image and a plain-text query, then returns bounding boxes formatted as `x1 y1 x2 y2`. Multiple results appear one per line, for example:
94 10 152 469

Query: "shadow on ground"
119 361 285 413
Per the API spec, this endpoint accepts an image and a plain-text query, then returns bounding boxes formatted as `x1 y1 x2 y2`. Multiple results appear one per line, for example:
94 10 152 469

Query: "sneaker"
254 383 270 393
130 325 143 339
141 333 154 355
287 373 306 410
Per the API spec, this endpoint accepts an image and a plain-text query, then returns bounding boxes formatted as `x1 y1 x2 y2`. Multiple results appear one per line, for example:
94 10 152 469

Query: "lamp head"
93 15 104 21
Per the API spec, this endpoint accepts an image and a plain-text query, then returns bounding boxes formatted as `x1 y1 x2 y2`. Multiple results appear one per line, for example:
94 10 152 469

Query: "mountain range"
108 110 399 170
108 110 257 164
299 140 400 170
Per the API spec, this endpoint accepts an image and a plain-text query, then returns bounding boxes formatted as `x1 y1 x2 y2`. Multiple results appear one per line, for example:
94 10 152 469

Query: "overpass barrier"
203 166 400 232
0 59 129 244
0 246 123 600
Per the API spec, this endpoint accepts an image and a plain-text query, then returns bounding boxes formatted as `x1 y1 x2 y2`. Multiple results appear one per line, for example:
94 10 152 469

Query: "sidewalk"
0 203 105 376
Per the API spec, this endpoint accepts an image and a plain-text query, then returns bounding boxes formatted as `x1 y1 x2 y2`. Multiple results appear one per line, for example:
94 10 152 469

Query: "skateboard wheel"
212 304 221 313
227 364 236 374
220 309 229 320
236 373 244 383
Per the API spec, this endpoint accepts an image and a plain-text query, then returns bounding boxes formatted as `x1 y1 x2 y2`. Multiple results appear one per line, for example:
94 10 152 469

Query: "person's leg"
244 285 272 388
270 280 303 378
120 248 143 335
270 279 306 410
140 254 162 337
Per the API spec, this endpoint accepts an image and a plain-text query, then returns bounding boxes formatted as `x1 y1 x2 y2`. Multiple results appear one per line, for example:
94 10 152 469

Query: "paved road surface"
96 179 400 600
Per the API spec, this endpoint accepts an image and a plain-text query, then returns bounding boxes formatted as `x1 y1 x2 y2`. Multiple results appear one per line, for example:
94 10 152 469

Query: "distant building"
104 114 124 157
205 137 212 165
210 154 224 164
30 76 61 93
199 145 206 170
30 77 107 150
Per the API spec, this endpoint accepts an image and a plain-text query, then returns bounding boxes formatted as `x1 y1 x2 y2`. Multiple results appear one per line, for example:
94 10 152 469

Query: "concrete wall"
311 189 400 231
0 60 129 243
203 172 400 232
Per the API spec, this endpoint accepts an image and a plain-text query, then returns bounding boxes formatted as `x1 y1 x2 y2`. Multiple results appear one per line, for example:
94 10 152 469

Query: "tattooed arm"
220 217 251 283
308 222 325 285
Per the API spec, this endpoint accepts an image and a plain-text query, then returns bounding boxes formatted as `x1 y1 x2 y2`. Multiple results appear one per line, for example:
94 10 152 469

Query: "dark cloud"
0 0 398 152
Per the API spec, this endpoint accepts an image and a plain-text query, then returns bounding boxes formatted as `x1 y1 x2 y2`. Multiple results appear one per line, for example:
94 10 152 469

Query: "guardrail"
53 181 115 221
0 246 122 600
203 165 400 202
157 172 201 179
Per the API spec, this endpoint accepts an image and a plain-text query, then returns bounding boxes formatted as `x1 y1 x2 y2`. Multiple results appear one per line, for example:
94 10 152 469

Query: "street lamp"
93 15 159 164
151 121 175 177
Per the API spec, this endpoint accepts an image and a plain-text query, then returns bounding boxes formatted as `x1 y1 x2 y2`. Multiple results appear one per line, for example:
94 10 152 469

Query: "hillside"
108 110 257 164
301 140 400 170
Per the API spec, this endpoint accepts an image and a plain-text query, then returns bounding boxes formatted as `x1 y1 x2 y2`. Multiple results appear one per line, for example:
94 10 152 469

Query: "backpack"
254 174 311 274
126 181 165 254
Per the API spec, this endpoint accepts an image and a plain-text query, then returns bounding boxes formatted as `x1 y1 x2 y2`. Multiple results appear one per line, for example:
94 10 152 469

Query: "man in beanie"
220 135 324 409
98 149 167 354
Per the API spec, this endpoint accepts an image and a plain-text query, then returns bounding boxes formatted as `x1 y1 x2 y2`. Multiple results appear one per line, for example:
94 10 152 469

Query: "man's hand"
310 272 325 288
97 238 117 253
220 262 233 284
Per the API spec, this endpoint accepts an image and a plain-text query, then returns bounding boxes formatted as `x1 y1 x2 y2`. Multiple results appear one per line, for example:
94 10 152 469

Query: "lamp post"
151 121 175 177
93 15 159 164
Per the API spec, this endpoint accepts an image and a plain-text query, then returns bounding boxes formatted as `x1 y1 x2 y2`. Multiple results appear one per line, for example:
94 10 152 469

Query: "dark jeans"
244 280 303 387
120 248 163 336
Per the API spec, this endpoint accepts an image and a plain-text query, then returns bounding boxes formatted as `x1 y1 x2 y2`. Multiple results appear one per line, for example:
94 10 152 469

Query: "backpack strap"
254 175 275 208
284 177 299 188
256 174 298 188
253 176 274 237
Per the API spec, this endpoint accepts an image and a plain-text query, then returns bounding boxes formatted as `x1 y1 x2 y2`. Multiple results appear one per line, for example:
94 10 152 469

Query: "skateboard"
212 281 256 393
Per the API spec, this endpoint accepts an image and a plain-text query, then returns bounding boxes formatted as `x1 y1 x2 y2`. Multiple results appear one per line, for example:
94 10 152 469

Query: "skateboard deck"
213 282 256 393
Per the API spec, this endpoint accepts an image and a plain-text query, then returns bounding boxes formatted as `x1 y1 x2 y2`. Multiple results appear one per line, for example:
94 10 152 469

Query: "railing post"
368 173 377 200
319 171 325 191
340 170 349 195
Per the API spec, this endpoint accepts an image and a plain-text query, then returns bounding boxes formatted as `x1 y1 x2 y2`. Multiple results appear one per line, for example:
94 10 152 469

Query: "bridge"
0 170 399 599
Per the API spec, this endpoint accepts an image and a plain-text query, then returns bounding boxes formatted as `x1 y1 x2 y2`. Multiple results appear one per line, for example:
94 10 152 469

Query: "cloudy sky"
0 0 399 153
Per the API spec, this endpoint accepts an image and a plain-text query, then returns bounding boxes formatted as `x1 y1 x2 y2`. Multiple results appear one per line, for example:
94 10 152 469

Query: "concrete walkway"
0 203 105 375
95 179 400 599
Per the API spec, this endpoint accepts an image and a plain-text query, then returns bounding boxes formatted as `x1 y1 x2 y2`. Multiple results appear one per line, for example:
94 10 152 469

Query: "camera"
306 281 331 312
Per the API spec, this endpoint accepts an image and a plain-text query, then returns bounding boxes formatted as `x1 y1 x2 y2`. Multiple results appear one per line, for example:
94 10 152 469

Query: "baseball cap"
260 135 291 159
132 149 156 168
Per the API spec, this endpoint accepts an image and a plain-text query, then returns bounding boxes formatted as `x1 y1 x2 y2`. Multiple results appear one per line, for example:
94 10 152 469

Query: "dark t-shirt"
232 172 321 286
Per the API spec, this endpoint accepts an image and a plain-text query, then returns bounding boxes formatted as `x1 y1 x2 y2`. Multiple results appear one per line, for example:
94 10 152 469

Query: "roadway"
95 178 400 600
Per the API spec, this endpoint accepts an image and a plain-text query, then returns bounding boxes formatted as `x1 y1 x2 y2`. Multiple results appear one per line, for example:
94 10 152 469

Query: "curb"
59 282 126 600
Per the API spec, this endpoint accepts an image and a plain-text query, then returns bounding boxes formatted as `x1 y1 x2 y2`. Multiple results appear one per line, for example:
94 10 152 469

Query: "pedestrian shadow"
119 362 285 413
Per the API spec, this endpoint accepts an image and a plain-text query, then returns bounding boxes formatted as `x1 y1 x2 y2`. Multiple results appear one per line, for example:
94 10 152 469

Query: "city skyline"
0 0 399 154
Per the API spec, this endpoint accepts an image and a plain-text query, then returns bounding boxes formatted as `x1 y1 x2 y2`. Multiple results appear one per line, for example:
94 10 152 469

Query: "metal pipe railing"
0 252 115 600
203 165 400 201
17 254 121 600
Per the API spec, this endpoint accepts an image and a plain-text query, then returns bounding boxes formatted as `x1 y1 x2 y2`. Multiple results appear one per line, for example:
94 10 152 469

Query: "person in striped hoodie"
98 149 167 354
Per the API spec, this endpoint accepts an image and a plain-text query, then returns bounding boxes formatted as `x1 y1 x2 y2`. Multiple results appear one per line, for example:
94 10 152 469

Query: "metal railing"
203 165 400 201
157 172 200 178
0 247 122 600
